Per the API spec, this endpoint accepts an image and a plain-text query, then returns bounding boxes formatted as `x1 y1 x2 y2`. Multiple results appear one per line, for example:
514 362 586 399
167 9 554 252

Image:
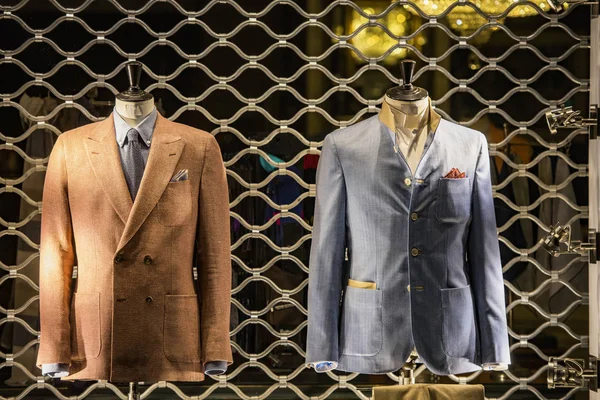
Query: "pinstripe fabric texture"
306 115 510 376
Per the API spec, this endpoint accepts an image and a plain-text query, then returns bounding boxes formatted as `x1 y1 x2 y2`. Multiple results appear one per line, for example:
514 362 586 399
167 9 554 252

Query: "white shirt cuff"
41 363 69 377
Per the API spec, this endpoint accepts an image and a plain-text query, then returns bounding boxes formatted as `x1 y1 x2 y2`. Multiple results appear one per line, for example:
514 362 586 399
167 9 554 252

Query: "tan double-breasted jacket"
35 112 232 382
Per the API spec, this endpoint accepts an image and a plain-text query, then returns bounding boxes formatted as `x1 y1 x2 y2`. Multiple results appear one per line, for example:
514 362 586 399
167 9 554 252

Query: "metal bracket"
546 104 598 136
545 0 599 13
548 357 598 390
127 382 140 400
539 223 596 260
590 104 599 139
400 351 419 385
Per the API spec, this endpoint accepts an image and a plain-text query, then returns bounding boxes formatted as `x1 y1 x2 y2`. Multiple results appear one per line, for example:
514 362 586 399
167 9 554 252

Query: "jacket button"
404 177 412 186
145 296 153 304
410 212 418 221
407 285 410 292
114 253 124 263
411 247 420 257
143 255 153 265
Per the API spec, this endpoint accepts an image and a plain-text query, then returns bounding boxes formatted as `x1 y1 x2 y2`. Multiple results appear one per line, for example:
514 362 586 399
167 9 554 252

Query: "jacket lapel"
85 112 185 250
415 117 444 181
84 114 133 225
117 113 184 251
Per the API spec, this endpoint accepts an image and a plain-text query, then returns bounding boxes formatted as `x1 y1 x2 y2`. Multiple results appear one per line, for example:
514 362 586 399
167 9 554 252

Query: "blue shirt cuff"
312 361 337 372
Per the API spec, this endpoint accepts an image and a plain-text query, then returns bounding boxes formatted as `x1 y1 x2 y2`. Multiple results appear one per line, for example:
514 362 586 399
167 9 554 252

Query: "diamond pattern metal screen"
0 0 593 399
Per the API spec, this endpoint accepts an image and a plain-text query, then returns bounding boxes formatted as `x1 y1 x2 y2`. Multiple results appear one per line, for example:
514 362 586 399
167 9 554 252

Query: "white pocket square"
170 169 188 182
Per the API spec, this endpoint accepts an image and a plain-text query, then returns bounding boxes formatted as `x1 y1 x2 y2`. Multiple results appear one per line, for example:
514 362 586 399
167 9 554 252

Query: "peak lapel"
84 114 133 225
117 113 184 251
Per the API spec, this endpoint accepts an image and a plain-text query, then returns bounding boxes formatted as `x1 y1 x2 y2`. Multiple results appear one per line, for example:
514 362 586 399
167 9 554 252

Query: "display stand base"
401 352 419 385
128 382 140 400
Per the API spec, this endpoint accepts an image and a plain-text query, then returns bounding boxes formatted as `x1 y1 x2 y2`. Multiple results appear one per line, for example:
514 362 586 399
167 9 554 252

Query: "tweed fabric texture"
36 112 233 382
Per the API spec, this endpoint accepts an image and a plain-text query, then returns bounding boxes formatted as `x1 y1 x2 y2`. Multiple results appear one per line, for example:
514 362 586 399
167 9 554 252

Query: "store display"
35 64 232 382
0 1 592 398
305 61 510 375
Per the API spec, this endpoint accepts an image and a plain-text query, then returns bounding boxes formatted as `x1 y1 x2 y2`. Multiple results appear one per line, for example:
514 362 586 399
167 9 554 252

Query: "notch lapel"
117 113 184 251
84 114 133 225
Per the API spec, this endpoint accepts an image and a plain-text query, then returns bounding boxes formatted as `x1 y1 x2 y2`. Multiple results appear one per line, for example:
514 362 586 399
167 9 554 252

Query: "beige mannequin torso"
378 96 429 174
115 97 155 127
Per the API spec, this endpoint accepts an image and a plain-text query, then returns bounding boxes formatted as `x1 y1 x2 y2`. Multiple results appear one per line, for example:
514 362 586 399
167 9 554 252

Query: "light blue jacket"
305 114 510 375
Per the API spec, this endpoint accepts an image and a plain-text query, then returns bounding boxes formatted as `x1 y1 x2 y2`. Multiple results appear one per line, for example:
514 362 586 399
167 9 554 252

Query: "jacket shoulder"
327 115 379 149
440 119 486 144
163 118 215 146
58 119 104 141
55 119 108 151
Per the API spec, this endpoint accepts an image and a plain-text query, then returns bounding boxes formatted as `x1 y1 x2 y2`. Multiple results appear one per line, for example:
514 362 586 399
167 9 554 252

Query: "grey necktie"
124 128 145 200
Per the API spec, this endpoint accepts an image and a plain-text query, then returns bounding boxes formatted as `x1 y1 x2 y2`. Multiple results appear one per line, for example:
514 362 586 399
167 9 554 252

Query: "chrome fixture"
539 223 596 259
548 357 597 390
545 104 598 136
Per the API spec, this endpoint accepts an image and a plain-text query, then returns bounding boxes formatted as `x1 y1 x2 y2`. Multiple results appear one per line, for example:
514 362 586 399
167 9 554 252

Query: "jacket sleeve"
306 133 347 365
36 134 75 368
197 135 233 366
467 133 511 365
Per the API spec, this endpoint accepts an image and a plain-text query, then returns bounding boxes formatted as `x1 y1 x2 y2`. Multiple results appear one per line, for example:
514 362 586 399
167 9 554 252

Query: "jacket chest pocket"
157 179 193 226
435 178 471 223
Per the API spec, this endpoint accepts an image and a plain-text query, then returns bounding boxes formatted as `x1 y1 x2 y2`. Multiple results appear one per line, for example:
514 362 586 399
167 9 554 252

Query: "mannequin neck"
115 98 155 127
379 96 429 134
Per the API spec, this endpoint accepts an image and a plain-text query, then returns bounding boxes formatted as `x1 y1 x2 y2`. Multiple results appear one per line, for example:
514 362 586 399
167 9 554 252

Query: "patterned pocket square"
444 168 466 179
170 169 188 182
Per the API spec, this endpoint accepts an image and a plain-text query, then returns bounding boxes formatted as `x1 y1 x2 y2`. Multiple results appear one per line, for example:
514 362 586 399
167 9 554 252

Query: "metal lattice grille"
0 0 592 399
